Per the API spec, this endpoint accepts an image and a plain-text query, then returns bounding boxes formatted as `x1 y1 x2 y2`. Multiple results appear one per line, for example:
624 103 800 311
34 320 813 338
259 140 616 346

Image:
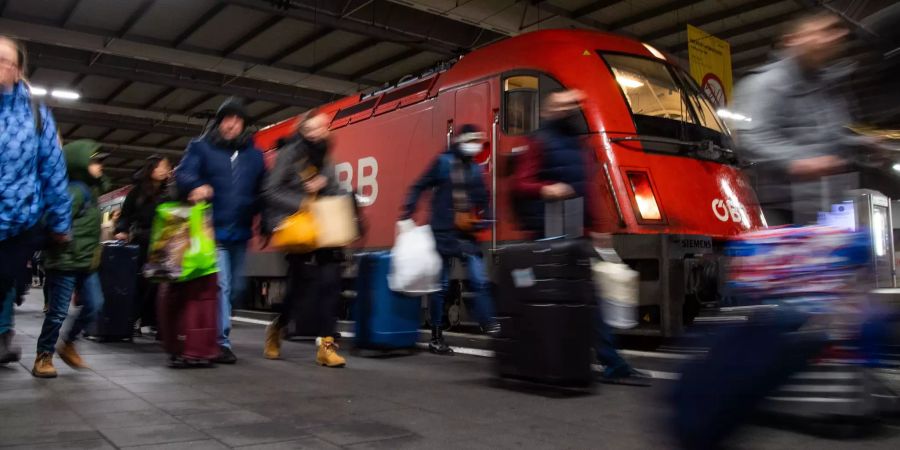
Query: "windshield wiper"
609 135 738 163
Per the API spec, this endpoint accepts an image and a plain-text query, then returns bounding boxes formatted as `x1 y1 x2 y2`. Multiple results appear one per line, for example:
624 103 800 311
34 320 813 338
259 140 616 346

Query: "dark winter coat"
175 128 266 243
511 124 595 234
401 146 490 257
261 136 342 234
114 183 171 247
44 140 111 272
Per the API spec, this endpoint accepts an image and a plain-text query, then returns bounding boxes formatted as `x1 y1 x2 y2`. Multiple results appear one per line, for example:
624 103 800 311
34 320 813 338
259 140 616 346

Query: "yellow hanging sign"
687 25 733 108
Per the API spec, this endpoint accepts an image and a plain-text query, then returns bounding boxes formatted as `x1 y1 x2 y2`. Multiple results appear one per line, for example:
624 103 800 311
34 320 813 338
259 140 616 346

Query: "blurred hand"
114 232 129 241
188 184 214 203
304 175 327 194
540 183 575 200
50 232 71 244
259 234 271 249
789 155 844 178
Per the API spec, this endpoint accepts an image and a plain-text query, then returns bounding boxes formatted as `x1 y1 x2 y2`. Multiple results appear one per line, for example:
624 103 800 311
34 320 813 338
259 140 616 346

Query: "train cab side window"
503 75 538 135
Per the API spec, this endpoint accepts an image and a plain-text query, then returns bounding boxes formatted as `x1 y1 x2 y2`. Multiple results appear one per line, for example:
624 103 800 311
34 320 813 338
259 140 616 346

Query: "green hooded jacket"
44 139 111 272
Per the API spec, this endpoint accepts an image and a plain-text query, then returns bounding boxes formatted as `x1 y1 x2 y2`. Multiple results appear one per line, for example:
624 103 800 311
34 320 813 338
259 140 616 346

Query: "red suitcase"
157 274 219 363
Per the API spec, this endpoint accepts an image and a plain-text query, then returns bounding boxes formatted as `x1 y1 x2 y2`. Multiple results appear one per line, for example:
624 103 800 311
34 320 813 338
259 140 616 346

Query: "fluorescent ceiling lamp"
50 89 80 100
717 109 752 122
615 74 644 89
30 86 47 96
643 43 666 60
892 163 900 172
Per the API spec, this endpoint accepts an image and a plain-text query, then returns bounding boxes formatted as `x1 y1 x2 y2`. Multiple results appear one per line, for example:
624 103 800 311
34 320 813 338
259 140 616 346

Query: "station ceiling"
2 0 893 186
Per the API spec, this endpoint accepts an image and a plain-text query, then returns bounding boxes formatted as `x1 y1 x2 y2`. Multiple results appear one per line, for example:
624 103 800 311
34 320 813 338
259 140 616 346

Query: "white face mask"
459 142 482 156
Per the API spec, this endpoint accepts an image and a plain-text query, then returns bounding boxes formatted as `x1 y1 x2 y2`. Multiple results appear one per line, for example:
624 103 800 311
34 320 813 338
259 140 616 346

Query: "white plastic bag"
388 220 442 294
593 260 639 329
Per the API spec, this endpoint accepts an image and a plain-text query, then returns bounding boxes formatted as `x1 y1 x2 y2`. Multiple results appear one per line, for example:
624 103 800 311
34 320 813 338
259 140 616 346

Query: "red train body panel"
104 30 764 336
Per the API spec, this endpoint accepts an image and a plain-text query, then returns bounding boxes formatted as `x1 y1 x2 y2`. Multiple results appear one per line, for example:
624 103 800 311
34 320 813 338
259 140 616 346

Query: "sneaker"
31 352 57 378
0 332 21 364
214 346 237 364
428 338 454 355
57 341 87 369
483 322 502 337
316 336 346 368
264 321 282 360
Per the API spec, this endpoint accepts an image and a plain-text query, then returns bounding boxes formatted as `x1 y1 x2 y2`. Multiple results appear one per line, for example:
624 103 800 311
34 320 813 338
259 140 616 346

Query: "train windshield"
601 53 734 155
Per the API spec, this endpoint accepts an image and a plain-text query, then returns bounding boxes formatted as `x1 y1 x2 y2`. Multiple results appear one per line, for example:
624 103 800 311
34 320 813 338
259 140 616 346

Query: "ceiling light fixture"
50 89 81 100
30 86 47 96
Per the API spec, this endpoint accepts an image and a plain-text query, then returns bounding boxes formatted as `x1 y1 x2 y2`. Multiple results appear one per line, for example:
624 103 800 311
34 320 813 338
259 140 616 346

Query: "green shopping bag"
144 202 218 282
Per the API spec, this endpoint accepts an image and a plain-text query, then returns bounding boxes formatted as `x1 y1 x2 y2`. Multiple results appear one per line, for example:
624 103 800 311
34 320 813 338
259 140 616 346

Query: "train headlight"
627 172 662 221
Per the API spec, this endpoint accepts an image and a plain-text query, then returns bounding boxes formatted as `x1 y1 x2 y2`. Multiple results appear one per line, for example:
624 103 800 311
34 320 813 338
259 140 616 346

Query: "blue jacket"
0 82 71 241
175 130 266 243
402 147 489 257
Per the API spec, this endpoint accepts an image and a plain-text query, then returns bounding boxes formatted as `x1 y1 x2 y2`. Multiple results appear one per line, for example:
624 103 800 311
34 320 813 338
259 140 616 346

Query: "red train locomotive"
105 29 765 337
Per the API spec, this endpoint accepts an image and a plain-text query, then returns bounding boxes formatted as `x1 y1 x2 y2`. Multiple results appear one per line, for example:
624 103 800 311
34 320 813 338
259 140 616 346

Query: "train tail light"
627 172 662 221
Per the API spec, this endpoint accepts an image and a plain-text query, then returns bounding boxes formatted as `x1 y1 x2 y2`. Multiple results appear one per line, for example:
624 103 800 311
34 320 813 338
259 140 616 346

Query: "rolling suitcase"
157 274 219 362
353 252 420 350
89 242 140 341
494 198 595 386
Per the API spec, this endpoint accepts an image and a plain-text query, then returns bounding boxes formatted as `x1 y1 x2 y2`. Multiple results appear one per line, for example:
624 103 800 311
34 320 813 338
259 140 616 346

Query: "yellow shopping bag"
271 203 318 254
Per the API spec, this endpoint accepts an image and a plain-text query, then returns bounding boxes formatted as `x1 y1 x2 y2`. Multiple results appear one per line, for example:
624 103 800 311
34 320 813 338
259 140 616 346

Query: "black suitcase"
89 242 140 341
495 303 593 386
493 238 595 387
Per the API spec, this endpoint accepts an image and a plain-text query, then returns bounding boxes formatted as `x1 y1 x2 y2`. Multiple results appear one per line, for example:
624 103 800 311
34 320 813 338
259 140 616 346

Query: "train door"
494 72 567 242
453 82 498 247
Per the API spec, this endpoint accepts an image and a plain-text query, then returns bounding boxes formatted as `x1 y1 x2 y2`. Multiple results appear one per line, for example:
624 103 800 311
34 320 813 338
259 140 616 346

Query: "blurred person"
0 36 72 365
401 124 500 355
260 110 347 366
176 98 266 364
33 140 110 378
114 155 172 336
512 90 649 385
733 11 875 225
100 208 120 242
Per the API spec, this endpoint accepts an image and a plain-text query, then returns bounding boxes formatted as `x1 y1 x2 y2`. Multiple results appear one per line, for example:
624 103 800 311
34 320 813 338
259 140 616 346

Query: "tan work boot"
32 352 57 378
316 336 346 368
263 321 282 360
57 342 87 369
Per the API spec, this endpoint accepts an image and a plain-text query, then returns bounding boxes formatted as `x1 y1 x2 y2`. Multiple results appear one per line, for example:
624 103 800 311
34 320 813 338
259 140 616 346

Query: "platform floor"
2 291 900 450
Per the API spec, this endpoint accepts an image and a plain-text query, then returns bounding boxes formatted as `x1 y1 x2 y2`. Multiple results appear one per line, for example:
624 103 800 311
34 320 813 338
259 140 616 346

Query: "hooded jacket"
44 140 110 272
0 81 71 242
175 126 266 243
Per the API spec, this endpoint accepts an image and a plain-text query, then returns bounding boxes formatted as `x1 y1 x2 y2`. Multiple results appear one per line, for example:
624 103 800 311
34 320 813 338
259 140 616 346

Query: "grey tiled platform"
2 291 900 449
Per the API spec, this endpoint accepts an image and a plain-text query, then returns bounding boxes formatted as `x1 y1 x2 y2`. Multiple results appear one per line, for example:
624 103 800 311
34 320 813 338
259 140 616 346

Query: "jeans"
216 241 248 349
432 254 496 329
37 271 104 354
594 302 631 377
0 280 14 335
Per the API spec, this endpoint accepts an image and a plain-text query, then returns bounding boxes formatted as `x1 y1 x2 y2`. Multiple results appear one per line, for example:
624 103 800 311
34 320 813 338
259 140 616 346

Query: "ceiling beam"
125 132 150 146
731 36 777 56
103 80 132 103
141 86 178 109
608 0 706 31
309 39 379 74
267 27 336 65
221 15 284 56
173 3 228 47
222 0 463 56
94 128 117 142
643 0 788 42
117 0 154 38
251 104 287 123
572 1 623 19
53 107 201 137
157 136 184 148
180 93 218 115
59 0 80 27
25 45 328 108
66 124 82 138
350 48 420 80
2 16 371 91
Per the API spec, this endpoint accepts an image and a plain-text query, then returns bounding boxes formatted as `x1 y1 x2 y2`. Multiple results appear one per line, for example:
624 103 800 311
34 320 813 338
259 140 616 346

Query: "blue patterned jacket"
0 82 72 241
